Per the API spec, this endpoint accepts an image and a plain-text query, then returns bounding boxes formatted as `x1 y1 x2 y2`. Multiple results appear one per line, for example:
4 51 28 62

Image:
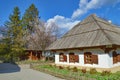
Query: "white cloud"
46 15 80 29
45 0 120 36
46 15 80 37
72 0 120 19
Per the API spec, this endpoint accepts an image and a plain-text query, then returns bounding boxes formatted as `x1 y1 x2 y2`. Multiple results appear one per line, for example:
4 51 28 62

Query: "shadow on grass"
0 63 20 73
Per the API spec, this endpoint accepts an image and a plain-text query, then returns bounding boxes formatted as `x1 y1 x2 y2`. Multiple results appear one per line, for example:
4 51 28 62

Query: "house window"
69 53 79 63
84 52 98 64
59 53 67 62
113 51 120 64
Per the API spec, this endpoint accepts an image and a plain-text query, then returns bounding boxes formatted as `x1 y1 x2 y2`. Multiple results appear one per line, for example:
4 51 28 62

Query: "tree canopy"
22 4 39 33
0 4 59 62
1 7 25 62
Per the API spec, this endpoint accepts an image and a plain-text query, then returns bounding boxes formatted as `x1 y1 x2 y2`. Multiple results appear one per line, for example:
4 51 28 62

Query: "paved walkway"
0 63 64 80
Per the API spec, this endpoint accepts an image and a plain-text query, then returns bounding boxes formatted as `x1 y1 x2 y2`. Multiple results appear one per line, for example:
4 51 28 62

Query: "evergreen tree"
5 7 24 62
22 4 39 33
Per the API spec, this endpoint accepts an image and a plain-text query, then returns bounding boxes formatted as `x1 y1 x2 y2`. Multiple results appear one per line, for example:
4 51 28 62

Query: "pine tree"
5 7 24 62
22 4 39 33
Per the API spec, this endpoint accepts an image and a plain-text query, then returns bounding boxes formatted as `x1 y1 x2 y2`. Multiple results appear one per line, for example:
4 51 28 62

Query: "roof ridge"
62 28 120 38
63 14 120 38
92 14 120 35
62 29 101 38
81 14 117 28
62 14 98 38
70 14 95 26
92 15 113 44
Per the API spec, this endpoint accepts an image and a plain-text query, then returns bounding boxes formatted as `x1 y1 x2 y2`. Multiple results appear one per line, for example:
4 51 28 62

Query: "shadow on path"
0 63 20 73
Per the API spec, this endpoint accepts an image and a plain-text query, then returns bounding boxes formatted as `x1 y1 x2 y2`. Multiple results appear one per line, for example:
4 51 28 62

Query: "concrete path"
0 63 64 80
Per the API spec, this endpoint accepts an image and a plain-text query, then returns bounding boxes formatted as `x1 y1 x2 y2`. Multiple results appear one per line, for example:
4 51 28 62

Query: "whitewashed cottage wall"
55 48 120 68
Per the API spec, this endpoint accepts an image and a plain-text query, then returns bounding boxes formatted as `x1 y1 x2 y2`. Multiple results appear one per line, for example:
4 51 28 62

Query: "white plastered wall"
55 48 120 68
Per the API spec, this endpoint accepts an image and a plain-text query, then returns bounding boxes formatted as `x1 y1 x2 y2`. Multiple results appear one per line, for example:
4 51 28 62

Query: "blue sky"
0 0 78 25
0 0 120 30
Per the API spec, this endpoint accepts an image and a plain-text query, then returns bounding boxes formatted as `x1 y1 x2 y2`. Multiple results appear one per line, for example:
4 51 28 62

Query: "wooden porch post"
30 51 33 60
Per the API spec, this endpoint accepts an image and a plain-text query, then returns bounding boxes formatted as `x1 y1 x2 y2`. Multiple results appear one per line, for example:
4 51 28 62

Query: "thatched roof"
47 14 120 50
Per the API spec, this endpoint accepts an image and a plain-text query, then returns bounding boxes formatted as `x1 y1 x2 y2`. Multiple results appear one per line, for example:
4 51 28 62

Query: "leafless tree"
26 18 59 54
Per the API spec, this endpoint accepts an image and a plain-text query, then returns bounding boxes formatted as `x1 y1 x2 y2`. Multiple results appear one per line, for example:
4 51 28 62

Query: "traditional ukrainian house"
20 37 43 61
47 14 120 72
25 38 43 60
25 49 42 60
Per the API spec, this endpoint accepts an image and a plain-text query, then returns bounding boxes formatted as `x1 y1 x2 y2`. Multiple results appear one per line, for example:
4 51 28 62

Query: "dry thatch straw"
47 14 120 50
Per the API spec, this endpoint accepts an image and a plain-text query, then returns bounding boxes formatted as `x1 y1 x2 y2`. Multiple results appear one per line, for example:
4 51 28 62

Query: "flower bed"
31 64 120 80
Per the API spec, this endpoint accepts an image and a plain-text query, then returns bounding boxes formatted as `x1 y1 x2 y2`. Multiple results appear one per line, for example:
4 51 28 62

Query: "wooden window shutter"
92 54 98 64
69 55 71 62
69 56 71 62
113 51 118 64
63 55 67 62
59 53 64 62
117 54 120 62
84 53 87 64
69 53 75 63
75 55 79 62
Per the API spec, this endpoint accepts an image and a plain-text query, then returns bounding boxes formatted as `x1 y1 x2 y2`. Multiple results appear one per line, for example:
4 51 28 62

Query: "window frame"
69 53 79 63
59 53 67 62
84 52 98 64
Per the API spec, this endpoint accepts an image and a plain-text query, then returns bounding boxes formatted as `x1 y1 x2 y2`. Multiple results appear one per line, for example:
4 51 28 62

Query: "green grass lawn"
33 64 120 80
